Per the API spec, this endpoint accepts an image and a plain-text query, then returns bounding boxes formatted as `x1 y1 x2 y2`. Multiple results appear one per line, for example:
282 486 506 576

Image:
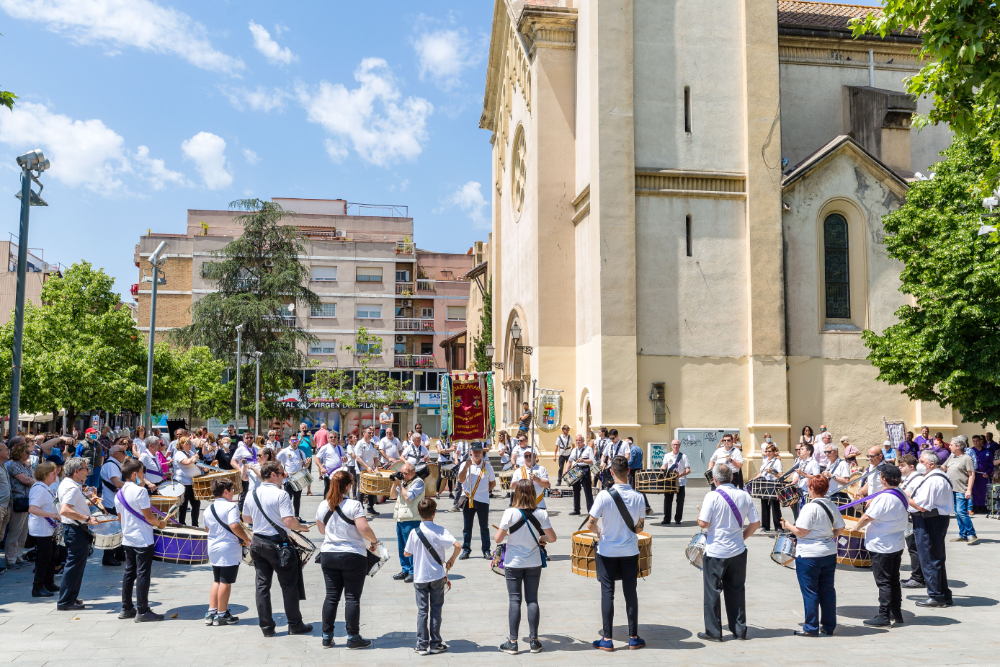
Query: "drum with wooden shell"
192 469 242 501
836 517 871 567
149 495 179 513
498 470 514 491
634 470 679 494
360 470 395 496
571 530 652 578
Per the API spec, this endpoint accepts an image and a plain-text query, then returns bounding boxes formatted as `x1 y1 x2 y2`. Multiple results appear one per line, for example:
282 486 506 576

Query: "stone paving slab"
1 486 998 665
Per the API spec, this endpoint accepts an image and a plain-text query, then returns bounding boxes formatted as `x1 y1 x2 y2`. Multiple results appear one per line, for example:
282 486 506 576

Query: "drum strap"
714 488 744 526
608 487 638 534
211 504 238 538
115 489 152 526
517 509 548 568
467 466 485 508
415 525 444 567
810 498 836 526
252 489 290 540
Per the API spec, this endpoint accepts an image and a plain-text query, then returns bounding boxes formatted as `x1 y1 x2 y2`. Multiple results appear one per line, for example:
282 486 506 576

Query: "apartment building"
133 198 473 437
0 239 61 327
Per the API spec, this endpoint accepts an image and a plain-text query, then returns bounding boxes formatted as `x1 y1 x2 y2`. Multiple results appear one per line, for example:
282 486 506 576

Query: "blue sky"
0 0 495 297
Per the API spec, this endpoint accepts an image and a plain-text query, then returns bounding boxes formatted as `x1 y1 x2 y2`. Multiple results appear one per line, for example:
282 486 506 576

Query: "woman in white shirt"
496 430 512 471
27 462 61 597
315 470 379 650
202 478 250 626
780 475 845 637
493 480 557 655
754 440 783 534
172 436 203 527
245 447 276 496
132 425 148 458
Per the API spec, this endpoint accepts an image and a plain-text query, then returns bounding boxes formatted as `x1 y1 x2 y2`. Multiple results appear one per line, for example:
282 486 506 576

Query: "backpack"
79 440 100 469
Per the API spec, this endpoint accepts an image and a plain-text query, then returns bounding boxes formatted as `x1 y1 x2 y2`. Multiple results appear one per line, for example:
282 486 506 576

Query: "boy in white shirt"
403 498 462 656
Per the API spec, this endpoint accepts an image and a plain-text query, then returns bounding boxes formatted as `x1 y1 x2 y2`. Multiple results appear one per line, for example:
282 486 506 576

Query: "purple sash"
838 487 909 512
115 489 153 526
714 488 743 526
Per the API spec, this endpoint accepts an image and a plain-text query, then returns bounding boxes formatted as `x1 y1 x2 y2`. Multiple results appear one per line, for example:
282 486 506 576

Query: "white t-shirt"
663 452 691 486
204 498 242 566
404 521 456 583
900 472 922 513
138 451 163 484
316 444 345 477
825 458 851 495
555 434 573 454
232 443 258 480
115 481 154 548
796 459 822 493
58 477 90 526
698 484 760 558
315 499 367 556
379 437 402 462
172 450 201 485
708 446 743 474
402 442 429 466
864 465 885 495
499 507 551 568
758 456 782 482
133 437 148 457
589 484 646 557
604 440 631 461
909 470 954 515
863 490 909 554
242 482 294 537
460 459 496 505
277 447 306 475
28 482 58 537
354 439 379 469
100 459 123 509
568 446 594 467
511 464 549 509
379 411 393 426
793 498 844 557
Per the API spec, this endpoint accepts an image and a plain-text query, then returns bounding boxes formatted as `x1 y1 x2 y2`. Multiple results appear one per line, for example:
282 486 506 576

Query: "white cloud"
249 20 297 66
297 58 433 167
221 85 288 112
135 145 187 189
443 181 488 227
0 0 244 74
181 131 232 190
273 23 288 37
413 28 477 90
242 148 259 165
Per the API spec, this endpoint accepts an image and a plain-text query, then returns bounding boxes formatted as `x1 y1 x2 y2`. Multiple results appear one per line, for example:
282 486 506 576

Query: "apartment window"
357 341 382 355
421 342 433 355
310 303 338 318
684 86 692 133
685 215 692 257
311 266 338 281
394 342 406 354
356 267 383 282
199 262 216 278
395 270 411 282
356 305 383 319
824 213 850 319
309 342 338 355
420 307 433 319
446 306 466 321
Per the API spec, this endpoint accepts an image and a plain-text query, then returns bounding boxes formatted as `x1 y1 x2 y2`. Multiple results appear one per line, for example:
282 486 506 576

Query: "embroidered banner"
452 378 487 439
486 373 496 436
440 373 453 437
535 391 562 433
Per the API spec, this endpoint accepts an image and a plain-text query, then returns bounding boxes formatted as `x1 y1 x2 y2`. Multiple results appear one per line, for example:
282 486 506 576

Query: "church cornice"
778 35 922 72
518 7 577 59
635 169 747 200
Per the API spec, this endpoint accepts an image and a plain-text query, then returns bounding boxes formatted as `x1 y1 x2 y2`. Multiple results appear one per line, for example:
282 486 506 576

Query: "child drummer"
403 498 461 655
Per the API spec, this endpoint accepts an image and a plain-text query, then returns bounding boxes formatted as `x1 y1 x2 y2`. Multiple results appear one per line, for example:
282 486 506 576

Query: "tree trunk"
66 405 77 437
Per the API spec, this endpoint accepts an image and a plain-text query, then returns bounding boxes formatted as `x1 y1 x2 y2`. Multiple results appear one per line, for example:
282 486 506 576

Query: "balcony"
394 354 435 368
130 283 139 297
396 241 415 255
395 282 415 295
395 318 434 332
416 279 435 292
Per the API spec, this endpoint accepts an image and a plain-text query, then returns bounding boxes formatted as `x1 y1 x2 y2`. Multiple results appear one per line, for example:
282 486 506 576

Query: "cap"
470 441 484 451
85 428 97 435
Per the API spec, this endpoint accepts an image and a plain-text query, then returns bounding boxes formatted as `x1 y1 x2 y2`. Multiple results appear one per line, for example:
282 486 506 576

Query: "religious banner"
440 373 453 437
486 373 496 436
884 419 906 447
534 390 562 433
452 377 487 439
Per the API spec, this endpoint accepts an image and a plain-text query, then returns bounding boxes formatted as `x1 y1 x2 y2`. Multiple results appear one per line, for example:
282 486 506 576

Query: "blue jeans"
414 577 447 649
794 553 837 633
396 520 419 574
954 493 976 538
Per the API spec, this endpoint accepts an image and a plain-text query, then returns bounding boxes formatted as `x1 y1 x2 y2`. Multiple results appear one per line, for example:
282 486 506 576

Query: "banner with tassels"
440 373 452 438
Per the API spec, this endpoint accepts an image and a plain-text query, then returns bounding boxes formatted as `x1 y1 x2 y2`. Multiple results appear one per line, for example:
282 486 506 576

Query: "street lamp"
8 150 50 436
235 324 244 430
510 321 521 342
485 343 503 370
253 351 263 436
144 240 168 431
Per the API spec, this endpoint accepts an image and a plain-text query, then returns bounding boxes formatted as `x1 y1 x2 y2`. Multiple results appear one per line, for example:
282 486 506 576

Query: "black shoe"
370 509 380 516
500 640 518 654
458 550 471 560
289 623 314 635
262 627 276 637
658 520 671 526
102 559 121 567
44 584 60 593
214 612 239 625
892 616 905 625
820 629 835 636
57 603 86 611
392 571 408 580
32 588 54 598
916 598 952 608
863 616 891 627
529 639 544 653
482 552 491 560
901 579 925 589
118 608 137 619
404 574 414 583
697 632 723 643
347 636 372 649
793 630 818 637
322 633 334 648
135 611 164 623
568 511 581 516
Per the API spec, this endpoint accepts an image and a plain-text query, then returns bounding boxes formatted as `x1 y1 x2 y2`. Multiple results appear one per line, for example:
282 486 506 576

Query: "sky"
0 0 495 298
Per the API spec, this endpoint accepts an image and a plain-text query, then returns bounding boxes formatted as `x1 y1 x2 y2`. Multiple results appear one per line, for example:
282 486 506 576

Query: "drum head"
157 481 185 498
92 516 121 536
367 543 390 577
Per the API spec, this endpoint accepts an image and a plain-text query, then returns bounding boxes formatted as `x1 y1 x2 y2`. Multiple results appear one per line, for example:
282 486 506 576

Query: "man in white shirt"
277 439 310 520
854 465 908 627
402 434 430 467
354 428 380 515
511 450 550 509
403 498 461 655
232 432 259 512
391 463 426 583
378 405 394 439
659 440 691 525
315 435 346 498
792 443 822 519
115 460 168 622
99 445 128 566
456 442 496 559
697 464 761 642
379 428 402 466
414 422 430 447
813 432 833 468
858 447 886 498
511 433 532 468
567 436 594 515
241 460 313 637
138 437 164 489
822 443 852 503
586 455 647 651
173 437 202 528
56 457 100 610
897 454 926 589
906 451 955 608
707 434 743 489
553 425 574 486
601 429 631 470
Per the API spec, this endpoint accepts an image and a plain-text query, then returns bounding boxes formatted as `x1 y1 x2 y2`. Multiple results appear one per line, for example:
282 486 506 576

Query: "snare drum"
491 544 507 576
153 526 209 564
498 471 514 491
91 514 123 551
770 533 796 569
746 478 779 499
777 483 803 508
685 531 707 570
439 463 457 480
287 469 313 492
192 469 242 500
291 531 317 567
704 470 715 485
156 481 185 498
563 465 585 487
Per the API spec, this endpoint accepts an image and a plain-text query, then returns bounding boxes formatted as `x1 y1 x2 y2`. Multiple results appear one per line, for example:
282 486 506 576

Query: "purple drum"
836 526 871 567
153 526 210 564
490 544 506 576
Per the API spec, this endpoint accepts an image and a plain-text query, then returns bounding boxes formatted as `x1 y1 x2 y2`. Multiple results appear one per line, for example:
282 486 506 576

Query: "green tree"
862 108 1000 425
172 199 321 421
472 277 492 372
167 346 233 425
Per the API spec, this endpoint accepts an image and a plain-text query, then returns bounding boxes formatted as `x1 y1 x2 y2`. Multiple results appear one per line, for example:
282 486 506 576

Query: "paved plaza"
1 485 998 667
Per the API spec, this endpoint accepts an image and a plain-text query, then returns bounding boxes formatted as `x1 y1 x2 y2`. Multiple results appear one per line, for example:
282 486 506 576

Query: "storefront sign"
419 392 441 407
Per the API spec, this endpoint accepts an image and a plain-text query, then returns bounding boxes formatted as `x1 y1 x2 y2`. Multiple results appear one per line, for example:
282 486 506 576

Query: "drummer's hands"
445 556 456 572
87 516 99 526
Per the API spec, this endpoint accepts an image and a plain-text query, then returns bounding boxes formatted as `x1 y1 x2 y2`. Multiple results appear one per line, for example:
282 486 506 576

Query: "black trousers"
179 484 200 527
284 483 303 517
557 455 570 485
58 525 89 607
912 514 952 603
31 534 55 592
760 498 782 532
251 536 304 631
596 553 639 639
572 467 593 513
320 551 367 637
905 527 924 583
122 544 155 613
461 502 490 554
870 549 903 622
663 487 686 524
703 550 748 639
238 479 250 512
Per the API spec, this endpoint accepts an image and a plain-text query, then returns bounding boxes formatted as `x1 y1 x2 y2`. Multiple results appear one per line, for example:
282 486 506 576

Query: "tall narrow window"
685 215 692 257
684 86 692 133
824 213 850 319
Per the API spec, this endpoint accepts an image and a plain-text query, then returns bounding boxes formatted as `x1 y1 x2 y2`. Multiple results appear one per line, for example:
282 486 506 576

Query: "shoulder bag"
414 524 445 567
516 509 548 567
319 502 381 572
607 487 639 534
252 488 296 569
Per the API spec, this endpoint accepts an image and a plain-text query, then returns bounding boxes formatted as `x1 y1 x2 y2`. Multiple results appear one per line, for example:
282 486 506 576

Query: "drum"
904 517 914 539
360 471 395 496
571 531 652 578
836 518 871 567
424 463 439 496
498 471 514 491
777 483 803 508
286 469 314 492
367 542 390 577
704 470 715 485
746 478 779 499
987 483 1000 518
290 531 317 567
591 463 604 484
156 481 185 498
634 470 679 494
149 495 179 513
439 463 457 480
241 524 255 566
153 526 209 564
191 469 242 500
685 532 707 570
91 514 123 551
491 544 507 576
563 465 585 487
770 533 796 569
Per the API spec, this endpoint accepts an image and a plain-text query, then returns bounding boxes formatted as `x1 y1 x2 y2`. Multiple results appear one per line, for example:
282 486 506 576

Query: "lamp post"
485 343 502 370
144 241 168 431
235 324 244 430
9 150 50 436
253 351 263 436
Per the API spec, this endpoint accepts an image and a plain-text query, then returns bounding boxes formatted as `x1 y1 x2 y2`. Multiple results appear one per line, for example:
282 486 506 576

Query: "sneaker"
863 616 890 627
429 643 449 654
628 637 645 650
392 571 408 580
645 508 653 516
458 550 471 560
500 640 518 654
967 536 979 545
204 611 216 625
369 509 380 516
405 574 414 583
415 646 430 656
593 638 614 651
529 639 544 653
347 636 372 649
948 536 967 542
214 612 239 625
119 608 137 619
135 611 164 623
568 511 581 516
322 633 334 648
32 589 54 598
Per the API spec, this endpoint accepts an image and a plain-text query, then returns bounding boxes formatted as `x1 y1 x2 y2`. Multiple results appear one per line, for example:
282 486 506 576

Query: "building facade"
482 0 982 478
0 239 60 328
133 198 472 438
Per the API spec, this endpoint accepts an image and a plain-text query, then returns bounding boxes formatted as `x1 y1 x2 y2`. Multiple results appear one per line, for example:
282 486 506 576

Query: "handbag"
13 496 29 513
252 489 296 569
318 503 381 573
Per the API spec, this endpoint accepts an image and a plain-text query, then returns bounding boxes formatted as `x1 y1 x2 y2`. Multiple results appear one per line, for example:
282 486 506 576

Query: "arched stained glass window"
824 213 850 319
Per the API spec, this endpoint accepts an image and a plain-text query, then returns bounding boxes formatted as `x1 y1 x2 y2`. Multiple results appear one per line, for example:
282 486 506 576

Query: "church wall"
575 0 592 196
632 0 746 173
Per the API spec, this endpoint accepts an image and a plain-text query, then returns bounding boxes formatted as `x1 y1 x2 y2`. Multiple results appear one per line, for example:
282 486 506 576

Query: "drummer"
99 445 128 567
510 450 550 509
853 464 908 627
379 428 403 466
791 443 821 520
277 437 310 521
203 478 250 627
660 439 691 526
567 435 594 516
434 437 456 500
173 437 203 528
354 427 380 516
898 454 925 589
57 457 100 611
402 433 429 466
822 443 852 505
139 436 165 492
753 440 781 534
315 434 346 498
707 434 742 491
115 459 168 622
232 431 259 512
